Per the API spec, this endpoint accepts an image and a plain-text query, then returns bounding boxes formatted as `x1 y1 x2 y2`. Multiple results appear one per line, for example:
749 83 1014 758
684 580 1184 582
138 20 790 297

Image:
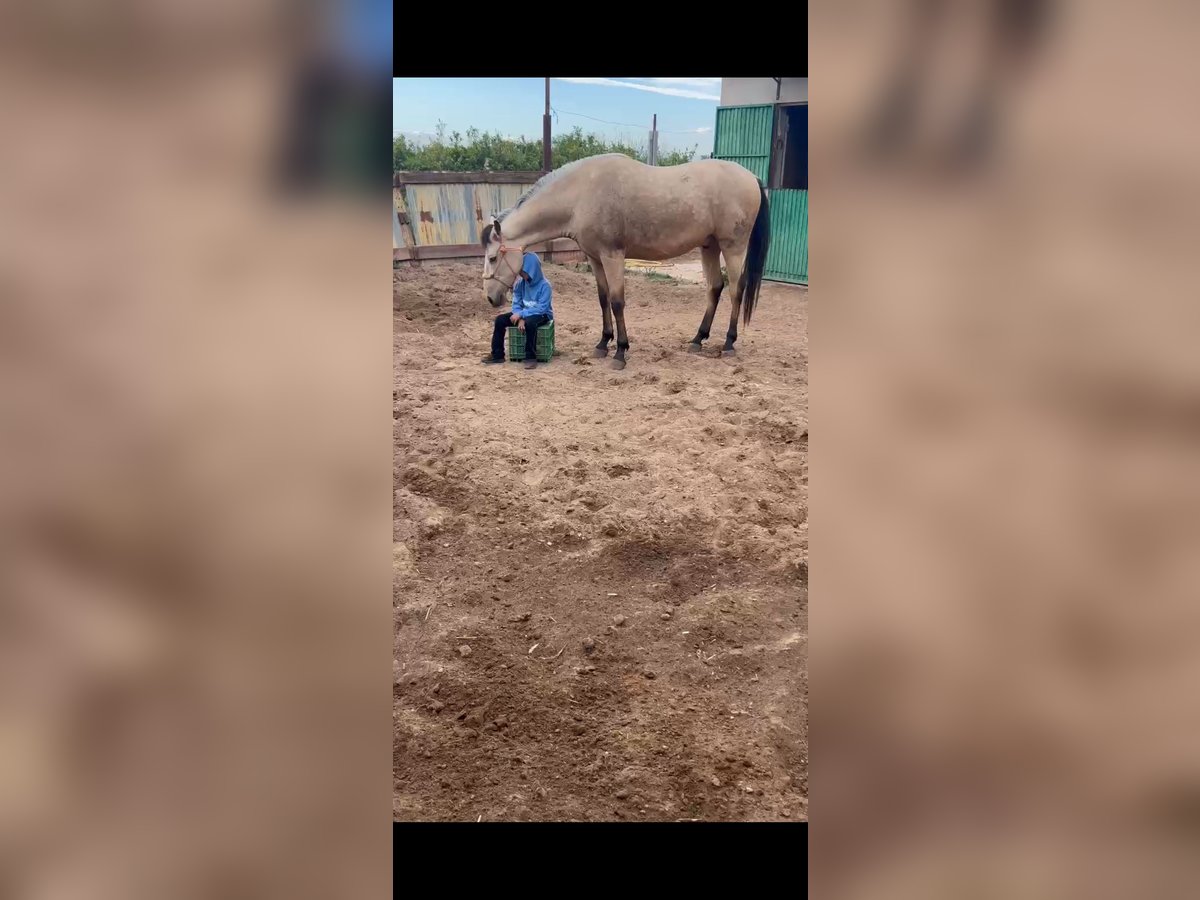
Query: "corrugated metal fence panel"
712 105 774 183
400 182 532 246
478 184 528 227
405 183 474 245
764 189 808 284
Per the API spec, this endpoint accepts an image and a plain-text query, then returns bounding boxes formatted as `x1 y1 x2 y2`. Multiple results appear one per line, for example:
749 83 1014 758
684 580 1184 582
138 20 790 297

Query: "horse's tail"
743 180 771 329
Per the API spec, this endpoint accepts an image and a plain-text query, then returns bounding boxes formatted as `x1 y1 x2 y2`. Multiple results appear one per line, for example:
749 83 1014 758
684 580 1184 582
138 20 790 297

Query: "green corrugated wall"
712 105 773 183
764 189 808 284
713 104 808 285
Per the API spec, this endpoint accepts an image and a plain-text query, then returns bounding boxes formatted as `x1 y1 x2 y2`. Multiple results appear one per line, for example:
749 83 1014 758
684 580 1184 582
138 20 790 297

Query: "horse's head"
480 219 523 308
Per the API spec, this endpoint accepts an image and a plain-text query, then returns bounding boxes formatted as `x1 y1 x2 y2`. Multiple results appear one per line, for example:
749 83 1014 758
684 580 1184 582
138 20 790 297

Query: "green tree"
394 123 701 173
656 146 699 166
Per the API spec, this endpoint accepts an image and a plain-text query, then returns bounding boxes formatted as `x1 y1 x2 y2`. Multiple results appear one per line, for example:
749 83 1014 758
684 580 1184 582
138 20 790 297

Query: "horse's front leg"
586 254 613 358
598 255 630 370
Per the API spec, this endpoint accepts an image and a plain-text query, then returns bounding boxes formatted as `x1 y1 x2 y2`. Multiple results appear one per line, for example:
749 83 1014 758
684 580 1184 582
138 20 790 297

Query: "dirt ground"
393 258 808 821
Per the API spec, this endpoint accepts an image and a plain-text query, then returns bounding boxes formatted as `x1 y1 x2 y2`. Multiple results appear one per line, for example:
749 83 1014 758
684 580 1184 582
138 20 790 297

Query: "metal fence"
394 171 584 265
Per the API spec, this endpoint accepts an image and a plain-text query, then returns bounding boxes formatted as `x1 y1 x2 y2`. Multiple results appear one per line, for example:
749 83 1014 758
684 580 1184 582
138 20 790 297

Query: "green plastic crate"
507 319 555 362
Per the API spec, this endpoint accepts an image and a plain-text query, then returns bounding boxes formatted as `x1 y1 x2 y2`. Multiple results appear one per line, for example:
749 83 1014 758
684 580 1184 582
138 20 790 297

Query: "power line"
552 107 643 129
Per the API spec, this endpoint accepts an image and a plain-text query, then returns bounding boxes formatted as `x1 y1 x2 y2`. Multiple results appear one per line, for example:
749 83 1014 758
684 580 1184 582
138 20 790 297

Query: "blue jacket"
511 253 554 320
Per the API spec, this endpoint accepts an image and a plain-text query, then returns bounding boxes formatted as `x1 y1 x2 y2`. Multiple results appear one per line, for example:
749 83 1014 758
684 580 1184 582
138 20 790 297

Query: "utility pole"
543 77 552 173
650 114 658 165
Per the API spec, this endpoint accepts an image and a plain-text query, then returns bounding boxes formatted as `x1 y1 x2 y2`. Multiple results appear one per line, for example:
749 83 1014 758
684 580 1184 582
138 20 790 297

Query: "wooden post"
394 187 419 251
543 77 552 173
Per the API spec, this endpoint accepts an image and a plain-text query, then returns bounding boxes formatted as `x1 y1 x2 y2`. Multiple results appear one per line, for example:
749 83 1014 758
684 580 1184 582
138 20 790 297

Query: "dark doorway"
773 103 808 191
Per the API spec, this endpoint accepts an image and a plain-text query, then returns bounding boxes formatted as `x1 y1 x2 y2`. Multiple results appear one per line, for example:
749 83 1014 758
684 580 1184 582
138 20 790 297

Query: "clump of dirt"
394 259 807 822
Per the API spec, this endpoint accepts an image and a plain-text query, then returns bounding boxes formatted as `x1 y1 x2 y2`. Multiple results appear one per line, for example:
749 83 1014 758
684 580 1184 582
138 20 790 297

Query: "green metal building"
712 78 808 285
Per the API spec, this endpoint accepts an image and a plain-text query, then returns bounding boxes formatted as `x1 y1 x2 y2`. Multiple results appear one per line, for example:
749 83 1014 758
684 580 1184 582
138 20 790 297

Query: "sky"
393 78 721 156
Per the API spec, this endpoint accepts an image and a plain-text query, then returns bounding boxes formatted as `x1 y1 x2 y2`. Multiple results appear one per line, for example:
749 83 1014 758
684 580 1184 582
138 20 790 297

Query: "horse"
480 154 771 370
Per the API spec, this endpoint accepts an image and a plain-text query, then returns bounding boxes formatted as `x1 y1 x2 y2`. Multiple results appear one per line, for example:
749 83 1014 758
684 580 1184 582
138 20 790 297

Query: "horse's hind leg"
586 254 614 358
597 254 630 370
688 242 725 352
720 245 747 355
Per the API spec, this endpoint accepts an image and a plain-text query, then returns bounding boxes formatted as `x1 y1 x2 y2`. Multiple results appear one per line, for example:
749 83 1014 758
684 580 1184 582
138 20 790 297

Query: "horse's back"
587 155 760 206
594 154 757 185
568 154 763 255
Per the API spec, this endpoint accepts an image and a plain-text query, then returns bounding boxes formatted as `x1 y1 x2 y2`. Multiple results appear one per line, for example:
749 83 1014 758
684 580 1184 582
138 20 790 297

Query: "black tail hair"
742 181 771 328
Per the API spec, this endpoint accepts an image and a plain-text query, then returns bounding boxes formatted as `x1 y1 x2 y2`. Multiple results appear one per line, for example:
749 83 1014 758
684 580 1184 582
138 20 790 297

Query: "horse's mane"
495 153 630 224
480 153 633 246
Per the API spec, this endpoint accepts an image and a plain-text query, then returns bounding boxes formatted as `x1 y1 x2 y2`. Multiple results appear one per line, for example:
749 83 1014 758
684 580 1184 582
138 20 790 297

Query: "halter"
483 242 525 287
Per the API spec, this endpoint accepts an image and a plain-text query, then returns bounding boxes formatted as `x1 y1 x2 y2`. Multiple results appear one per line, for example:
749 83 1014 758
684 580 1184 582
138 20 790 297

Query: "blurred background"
0 0 392 896
814 0 1200 896
5 0 1200 893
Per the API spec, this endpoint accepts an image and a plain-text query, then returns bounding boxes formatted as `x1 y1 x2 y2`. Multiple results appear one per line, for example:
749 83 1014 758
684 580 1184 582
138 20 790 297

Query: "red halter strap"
483 243 525 285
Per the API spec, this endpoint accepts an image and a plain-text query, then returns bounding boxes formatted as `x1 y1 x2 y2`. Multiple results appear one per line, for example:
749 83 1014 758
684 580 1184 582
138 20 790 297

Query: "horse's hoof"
611 358 627 371
686 342 703 353
593 347 609 358
722 347 737 357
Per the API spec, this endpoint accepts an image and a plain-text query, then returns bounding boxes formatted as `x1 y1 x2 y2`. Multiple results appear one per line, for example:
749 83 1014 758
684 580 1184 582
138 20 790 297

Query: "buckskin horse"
480 154 771 369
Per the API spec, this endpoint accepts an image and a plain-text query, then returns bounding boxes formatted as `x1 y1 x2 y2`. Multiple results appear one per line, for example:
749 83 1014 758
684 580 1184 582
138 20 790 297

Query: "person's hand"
510 313 520 325
517 319 526 332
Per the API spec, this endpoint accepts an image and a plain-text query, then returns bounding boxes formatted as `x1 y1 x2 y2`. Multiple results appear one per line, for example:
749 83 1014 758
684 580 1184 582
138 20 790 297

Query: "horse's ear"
492 218 502 238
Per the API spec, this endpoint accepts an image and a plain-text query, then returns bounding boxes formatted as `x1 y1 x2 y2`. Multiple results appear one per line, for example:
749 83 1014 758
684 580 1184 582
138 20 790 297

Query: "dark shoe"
523 359 537 370
482 355 505 365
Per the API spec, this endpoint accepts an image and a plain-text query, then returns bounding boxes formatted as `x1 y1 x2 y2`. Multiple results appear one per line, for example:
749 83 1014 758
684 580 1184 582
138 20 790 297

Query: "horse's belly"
625 236 703 261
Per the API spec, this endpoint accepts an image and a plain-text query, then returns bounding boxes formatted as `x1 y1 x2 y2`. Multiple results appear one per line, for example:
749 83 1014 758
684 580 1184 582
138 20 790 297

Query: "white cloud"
556 77 720 101
641 78 722 89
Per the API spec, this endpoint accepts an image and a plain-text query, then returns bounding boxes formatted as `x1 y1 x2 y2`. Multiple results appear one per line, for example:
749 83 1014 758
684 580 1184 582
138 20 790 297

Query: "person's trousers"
491 313 550 360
